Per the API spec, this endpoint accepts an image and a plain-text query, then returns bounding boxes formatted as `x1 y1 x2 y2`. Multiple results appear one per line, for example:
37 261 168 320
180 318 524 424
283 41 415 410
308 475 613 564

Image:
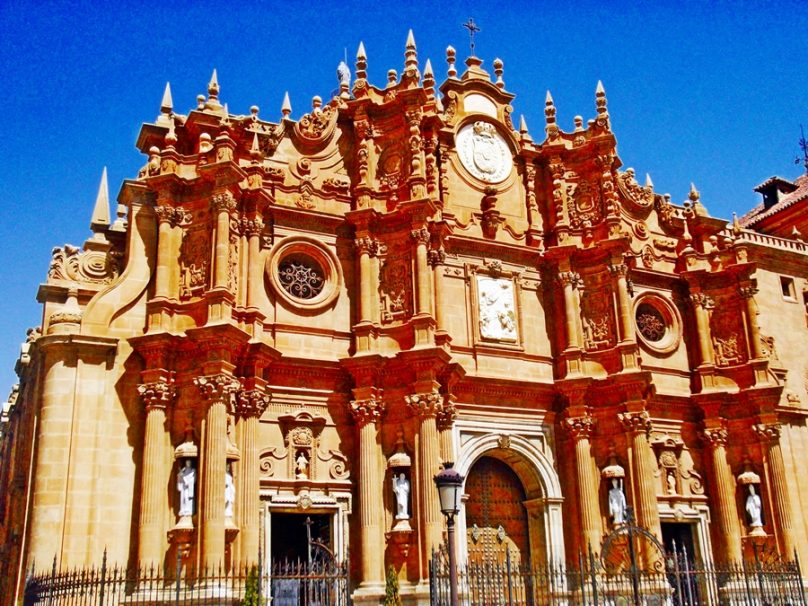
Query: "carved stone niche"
650 434 703 498
278 410 327 482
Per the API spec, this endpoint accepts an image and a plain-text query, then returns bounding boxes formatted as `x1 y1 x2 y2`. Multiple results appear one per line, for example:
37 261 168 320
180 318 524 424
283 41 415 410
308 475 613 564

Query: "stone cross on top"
462 17 480 56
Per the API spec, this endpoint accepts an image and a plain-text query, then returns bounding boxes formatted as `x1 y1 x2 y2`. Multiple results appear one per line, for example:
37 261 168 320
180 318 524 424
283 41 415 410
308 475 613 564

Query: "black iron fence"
429 547 807 606
23 554 350 606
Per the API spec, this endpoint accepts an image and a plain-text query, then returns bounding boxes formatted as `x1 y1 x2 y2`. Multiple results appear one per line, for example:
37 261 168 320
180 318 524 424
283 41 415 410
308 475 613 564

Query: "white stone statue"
608 478 627 525
337 61 351 87
392 473 410 519
746 484 763 528
666 471 677 494
177 459 196 517
224 464 235 519
296 451 309 479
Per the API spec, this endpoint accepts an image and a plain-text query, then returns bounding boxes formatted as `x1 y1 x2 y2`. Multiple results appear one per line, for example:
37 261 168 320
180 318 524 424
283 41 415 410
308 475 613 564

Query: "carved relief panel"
477 275 518 342
180 215 210 299
709 293 747 367
565 172 603 230
580 273 616 351
378 237 413 324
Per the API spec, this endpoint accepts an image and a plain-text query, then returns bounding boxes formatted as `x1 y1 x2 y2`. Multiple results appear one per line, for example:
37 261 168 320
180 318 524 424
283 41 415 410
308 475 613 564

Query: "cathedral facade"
2 33 808 604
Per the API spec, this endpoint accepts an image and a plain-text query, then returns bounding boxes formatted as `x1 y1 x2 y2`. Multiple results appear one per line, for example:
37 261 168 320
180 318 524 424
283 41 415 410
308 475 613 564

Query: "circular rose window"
633 294 681 354
267 236 342 311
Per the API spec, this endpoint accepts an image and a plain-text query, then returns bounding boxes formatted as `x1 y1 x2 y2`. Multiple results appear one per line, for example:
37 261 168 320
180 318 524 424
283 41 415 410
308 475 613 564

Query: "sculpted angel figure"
177 459 196 517
746 484 763 528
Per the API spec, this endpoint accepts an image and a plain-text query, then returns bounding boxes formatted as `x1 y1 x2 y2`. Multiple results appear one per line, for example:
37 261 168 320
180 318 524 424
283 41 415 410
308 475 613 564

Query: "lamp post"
434 462 464 606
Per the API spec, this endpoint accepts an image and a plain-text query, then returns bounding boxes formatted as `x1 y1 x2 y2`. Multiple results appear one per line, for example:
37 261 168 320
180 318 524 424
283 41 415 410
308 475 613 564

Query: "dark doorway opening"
662 522 697 560
271 513 331 562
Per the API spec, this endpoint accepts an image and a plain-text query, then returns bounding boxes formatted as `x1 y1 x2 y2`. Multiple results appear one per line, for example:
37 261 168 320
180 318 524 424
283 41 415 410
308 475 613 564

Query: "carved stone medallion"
477 276 517 342
456 121 512 184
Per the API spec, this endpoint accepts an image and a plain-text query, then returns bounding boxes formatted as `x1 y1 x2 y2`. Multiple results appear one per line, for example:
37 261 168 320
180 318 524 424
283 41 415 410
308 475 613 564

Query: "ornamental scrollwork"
616 168 654 210
349 398 384 426
563 415 595 440
618 410 652 435
295 104 337 142
194 374 240 407
752 423 781 443
710 294 747 367
137 380 176 411
235 389 271 418
49 244 122 285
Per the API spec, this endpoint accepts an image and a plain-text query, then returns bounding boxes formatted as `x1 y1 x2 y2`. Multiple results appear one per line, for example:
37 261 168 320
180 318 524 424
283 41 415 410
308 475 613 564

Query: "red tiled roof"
740 173 808 227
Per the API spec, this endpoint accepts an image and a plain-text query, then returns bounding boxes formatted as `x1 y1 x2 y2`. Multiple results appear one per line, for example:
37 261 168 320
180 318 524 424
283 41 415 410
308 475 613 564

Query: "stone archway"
455 433 565 567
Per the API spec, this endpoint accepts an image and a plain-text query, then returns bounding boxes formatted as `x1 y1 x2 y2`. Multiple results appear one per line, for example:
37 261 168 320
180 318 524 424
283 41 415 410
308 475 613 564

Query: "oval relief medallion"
456 121 512 184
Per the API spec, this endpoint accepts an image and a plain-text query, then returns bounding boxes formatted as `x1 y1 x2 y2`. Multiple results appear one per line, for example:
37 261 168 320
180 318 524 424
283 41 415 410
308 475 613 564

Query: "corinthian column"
609 263 634 343
411 227 432 316
739 286 764 360
753 423 796 558
211 192 237 290
563 414 602 552
235 388 271 567
558 271 582 350
702 424 743 564
136 379 175 568
244 219 264 310
406 391 444 574
350 396 385 590
689 293 715 366
436 398 456 463
195 374 239 568
618 411 662 541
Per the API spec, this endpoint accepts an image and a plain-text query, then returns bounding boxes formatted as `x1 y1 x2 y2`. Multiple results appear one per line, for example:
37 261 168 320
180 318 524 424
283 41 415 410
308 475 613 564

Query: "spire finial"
544 90 556 125
519 115 532 141
462 17 481 56
689 182 700 202
404 29 419 80
423 59 435 98
355 41 367 81
595 80 607 115
90 167 111 232
160 82 173 114
493 58 504 89
281 92 291 118
208 69 220 101
446 46 457 79
645 173 654 188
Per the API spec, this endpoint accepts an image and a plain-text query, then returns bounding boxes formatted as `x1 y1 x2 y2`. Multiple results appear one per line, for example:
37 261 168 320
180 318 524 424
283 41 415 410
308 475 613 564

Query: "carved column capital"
194 374 240 408
405 391 443 418
753 422 781 443
608 263 629 278
137 380 175 411
235 389 271 418
427 248 446 268
410 227 430 245
702 426 729 448
241 218 264 238
618 410 652 435
557 271 581 288
738 286 759 299
350 398 385 427
436 401 457 430
563 414 595 440
210 191 237 214
689 292 715 309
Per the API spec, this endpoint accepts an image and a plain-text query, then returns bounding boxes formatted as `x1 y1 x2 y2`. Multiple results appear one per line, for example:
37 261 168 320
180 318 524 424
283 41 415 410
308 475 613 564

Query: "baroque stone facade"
2 32 808 604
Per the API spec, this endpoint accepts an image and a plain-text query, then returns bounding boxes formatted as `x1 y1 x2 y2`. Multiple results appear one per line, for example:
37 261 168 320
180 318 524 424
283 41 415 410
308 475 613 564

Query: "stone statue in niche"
477 276 517 342
224 464 235 519
608 478 627 525
296 451 309 479
177 459 196 517
666 470 677 494
746 484 763 528
393 473 410 519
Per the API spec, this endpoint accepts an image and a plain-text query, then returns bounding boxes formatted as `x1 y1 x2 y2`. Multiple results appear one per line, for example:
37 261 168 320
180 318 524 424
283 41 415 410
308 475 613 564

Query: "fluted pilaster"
558 271 581 349
619 411 662 543
754 423 796 557
739 286 764 360
411 228 432 316
609 263 634 342
211 192 236 290
137 380 175 568
350 397 385 588
436 398 456 463
235 388 270 567
702 424 742 564
406 391 444 576
563 414 602 552
195 374 239 568
690 293 715 365
244 219 264 309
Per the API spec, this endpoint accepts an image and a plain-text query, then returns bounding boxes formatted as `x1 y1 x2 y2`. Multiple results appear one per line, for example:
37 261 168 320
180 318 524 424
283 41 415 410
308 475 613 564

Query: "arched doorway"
464 456 529 566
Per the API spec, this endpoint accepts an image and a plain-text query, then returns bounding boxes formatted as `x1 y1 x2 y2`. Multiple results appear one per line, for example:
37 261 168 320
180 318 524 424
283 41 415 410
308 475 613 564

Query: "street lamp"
434 462 464 606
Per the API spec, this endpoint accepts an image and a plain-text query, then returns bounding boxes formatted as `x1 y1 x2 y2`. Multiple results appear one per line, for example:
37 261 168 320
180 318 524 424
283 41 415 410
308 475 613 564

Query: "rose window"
278 256 324 300
636 303 666 342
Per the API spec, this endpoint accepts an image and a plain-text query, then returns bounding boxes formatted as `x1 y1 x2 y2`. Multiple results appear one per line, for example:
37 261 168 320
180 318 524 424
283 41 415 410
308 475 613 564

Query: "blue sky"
0 0 806 392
